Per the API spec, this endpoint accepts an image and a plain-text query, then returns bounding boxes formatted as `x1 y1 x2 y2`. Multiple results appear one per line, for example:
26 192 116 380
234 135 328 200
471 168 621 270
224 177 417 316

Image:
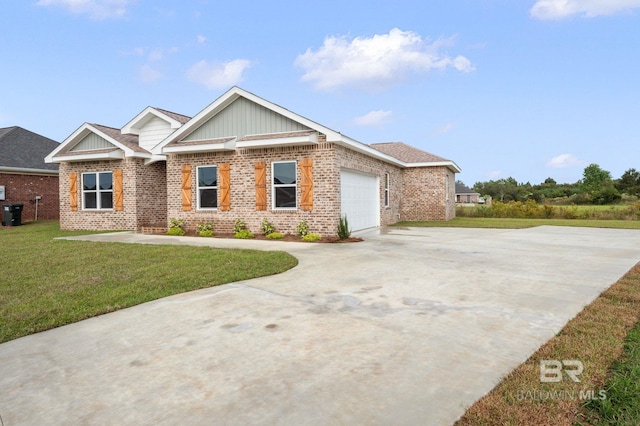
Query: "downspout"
35 195 41 221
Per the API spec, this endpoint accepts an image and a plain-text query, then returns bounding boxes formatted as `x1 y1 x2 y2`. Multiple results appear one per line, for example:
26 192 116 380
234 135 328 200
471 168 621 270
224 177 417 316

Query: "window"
82 172 113 210
272 161 296 209
384 172 390 207
197 166 217 209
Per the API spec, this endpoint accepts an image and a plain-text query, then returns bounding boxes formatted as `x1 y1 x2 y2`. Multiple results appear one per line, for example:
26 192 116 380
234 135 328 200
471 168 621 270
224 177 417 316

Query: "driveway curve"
1 226 640 425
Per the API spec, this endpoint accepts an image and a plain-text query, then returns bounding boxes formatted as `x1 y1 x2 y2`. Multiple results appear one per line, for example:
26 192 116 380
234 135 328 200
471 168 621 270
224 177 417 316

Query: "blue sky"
1 0 639 186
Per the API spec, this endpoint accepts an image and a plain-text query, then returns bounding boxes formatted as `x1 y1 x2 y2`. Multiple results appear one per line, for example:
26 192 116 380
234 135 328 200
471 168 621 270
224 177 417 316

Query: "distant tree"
543 177 557 186
581 163 612 193
616 168 640 196
581 164 620 204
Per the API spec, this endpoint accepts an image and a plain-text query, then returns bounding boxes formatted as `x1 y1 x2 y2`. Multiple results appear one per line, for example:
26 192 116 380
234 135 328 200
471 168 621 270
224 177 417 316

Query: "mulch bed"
143 227 362 243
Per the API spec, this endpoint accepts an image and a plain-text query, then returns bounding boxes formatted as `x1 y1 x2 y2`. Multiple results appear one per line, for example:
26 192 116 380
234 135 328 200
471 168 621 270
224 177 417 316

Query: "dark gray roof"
455 182 478 194
0 126 59 171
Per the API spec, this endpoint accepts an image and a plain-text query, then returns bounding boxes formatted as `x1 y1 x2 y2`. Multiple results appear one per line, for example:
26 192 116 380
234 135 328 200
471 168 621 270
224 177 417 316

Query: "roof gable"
121 107 189 135
183 96 310 142
0 126 59 171
45 123 149 163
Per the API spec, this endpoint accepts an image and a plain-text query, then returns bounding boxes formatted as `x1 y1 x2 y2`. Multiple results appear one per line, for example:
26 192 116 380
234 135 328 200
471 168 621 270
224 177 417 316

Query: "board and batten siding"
183 97 309 141
70 133 113 151
139 116 174 151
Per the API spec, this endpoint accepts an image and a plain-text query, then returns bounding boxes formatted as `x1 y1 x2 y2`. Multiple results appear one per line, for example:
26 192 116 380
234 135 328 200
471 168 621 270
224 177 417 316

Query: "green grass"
582 322 640 424
394 217 640 229
0 221 297 343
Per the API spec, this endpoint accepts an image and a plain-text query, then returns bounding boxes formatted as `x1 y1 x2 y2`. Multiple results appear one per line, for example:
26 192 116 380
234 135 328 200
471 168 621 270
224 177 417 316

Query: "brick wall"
400 166 456 221
166 140 341 235
59 158 166 231
0 172 59 222
333 145 403 226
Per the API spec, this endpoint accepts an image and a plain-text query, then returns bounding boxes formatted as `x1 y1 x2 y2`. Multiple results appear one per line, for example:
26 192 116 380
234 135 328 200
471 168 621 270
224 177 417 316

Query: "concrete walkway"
2 226 640 425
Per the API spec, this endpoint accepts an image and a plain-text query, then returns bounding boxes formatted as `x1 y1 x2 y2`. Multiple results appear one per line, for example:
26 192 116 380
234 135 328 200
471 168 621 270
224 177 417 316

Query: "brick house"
455 182 481 204
0 126 59 222
46 87 460 234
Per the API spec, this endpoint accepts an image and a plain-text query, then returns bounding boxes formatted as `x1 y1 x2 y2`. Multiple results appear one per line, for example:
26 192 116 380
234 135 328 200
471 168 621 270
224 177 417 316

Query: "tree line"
466 164 640 205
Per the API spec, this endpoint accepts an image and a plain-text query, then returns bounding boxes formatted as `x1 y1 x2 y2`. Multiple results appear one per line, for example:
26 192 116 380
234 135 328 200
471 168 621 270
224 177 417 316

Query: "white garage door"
340 169 379 231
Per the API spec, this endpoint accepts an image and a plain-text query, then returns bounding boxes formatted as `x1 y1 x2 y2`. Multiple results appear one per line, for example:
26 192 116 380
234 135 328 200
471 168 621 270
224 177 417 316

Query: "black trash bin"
2 203 24 226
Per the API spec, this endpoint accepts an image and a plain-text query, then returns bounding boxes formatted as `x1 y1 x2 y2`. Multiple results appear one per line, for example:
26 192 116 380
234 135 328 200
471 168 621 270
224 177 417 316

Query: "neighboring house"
0 126 59 222
455 182 481 204
46 87 461 234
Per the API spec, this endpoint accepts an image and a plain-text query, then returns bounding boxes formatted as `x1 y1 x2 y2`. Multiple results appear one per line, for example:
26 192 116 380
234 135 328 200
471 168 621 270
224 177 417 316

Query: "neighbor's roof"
455 182 479 194
369 142 450 164
0 126 59 171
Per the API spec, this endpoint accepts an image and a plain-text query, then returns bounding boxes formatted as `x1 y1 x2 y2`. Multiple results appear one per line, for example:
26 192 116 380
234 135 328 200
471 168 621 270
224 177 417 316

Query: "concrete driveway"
2 226 640 425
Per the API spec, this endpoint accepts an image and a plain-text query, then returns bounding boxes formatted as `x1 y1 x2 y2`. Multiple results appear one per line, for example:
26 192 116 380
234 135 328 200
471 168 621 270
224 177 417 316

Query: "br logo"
540 360 583 383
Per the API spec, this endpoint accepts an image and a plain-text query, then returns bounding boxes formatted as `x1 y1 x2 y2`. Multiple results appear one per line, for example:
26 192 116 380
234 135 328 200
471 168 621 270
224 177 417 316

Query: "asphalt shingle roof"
455 182 478 194
91 124 148 153
369 142 449 164
0 126 59 171
153 108 192 125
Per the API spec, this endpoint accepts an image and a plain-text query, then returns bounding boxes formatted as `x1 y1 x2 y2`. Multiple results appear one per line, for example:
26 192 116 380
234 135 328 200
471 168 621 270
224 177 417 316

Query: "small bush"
234 230 255 239
337 215 351 240
196 223 213 234
198 230 214 237
266 232 284 240
302 233 321 242
167 218 185 236
233 218 247 233
166 227 185 236
296 220 309 237
260 218 276 236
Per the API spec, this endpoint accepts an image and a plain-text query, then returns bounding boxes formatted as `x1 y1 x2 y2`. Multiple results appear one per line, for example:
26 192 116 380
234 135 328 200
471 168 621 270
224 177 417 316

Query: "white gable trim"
45 123 148 164
122 107 184 135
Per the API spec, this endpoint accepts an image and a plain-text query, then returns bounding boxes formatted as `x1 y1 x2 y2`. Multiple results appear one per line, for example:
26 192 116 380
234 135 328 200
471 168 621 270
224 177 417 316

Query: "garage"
340 168 379 231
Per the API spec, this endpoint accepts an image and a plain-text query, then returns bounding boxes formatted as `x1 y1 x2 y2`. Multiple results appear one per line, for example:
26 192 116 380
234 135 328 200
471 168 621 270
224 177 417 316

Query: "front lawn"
0 221 297 343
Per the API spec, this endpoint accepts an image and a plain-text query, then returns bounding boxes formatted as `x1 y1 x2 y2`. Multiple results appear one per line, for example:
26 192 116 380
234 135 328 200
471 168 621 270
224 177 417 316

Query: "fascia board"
163 139 236 154
405 161 462 173
48 150 125 163
236 133 318 149
0 166 59 176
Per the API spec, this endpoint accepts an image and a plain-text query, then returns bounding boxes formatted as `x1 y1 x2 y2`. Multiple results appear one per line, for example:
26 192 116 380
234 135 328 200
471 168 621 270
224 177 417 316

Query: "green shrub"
296 220 309 237
233 218 247 233
265 232 284 240
167 218 185 236
196 223 213 234
198 230 214 237
234 230 254 239
260 218 276 236
337 215 351 240
166 227 185 236
302 233 321 242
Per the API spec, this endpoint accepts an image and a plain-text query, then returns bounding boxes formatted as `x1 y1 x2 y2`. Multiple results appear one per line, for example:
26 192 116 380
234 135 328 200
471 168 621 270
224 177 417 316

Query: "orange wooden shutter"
69 172 78 211
255 162 266 211
181 165 192 211
300 158 313 211
219 163 231 211
114 169 123 211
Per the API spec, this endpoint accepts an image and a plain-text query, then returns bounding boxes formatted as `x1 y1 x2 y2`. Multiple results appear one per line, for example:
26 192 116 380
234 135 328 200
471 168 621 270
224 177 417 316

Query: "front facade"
46 87 460 234
0 126 60 222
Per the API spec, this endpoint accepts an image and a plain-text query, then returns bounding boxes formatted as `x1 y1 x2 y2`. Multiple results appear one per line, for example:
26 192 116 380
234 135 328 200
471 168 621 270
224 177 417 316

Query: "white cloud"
547 153 584 168
197 35 207 44
36 0 134 19
530 0 640 20
487 170 502 179
432 122 455 135
295 28 474 91
139 64 162 83
352 110 393 127
187 59 252 90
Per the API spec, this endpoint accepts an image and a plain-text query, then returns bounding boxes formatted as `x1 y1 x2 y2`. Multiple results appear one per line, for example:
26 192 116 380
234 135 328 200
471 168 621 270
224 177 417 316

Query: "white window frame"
384 172 390 208
272 161 297 210
196 165 218 210
82 171 113 210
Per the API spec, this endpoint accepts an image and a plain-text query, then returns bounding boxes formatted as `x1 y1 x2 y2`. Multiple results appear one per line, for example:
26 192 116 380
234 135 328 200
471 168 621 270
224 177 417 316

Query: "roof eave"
0 166 59 176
